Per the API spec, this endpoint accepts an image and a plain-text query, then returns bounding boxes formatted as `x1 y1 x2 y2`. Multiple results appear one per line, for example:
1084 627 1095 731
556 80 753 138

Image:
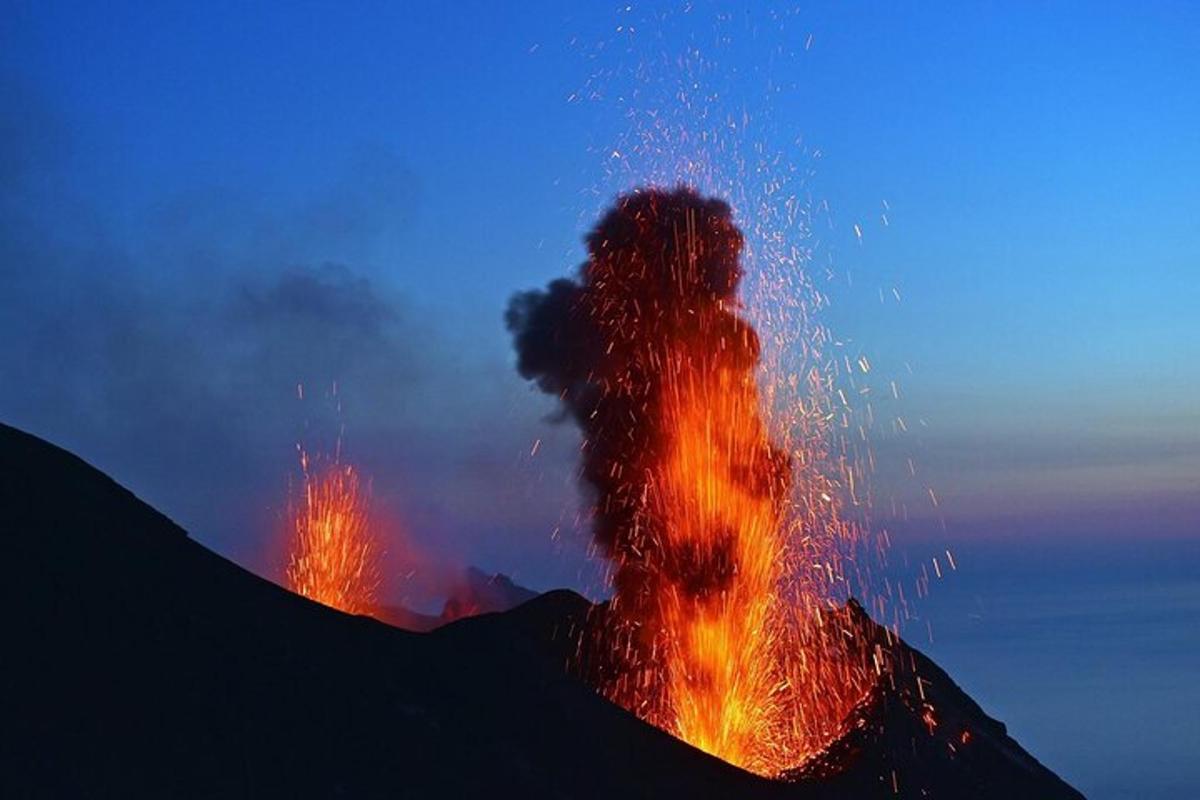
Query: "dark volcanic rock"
786 601 1086 799
0 422 792 799
370 601 443 632
0 422 1085 799
373 568 539 632
441 566 539 622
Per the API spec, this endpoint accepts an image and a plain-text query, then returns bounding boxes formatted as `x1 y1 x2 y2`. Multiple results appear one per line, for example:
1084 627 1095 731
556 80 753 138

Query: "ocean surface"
904 535 1200 800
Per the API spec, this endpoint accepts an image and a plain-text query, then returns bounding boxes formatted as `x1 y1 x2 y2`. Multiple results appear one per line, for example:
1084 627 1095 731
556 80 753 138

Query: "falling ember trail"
507 187 867 776
285 450 380 616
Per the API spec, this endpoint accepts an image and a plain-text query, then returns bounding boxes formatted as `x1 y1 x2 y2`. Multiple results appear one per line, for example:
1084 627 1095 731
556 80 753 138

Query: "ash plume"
506 186 791 704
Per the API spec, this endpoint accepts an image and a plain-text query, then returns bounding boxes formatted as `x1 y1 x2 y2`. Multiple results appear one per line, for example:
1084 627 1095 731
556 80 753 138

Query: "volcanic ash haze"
506 187 860 775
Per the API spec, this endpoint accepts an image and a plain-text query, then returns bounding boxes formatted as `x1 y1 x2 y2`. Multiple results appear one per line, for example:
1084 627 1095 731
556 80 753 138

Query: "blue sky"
3 3 1199 796
4 0 1196 573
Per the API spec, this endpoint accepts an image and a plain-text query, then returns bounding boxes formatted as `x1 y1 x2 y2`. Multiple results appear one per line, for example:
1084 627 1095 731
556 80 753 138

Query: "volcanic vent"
284 448 380 616
507 187 871 775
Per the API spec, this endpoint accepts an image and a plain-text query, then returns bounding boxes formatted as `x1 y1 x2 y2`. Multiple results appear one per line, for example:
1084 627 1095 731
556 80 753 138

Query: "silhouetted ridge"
0 422 788 799
0 422 1084 799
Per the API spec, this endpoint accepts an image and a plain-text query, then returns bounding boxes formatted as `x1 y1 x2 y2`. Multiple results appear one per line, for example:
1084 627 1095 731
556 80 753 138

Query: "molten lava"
507 187 869 776
285 450 380 616
654 368 791 770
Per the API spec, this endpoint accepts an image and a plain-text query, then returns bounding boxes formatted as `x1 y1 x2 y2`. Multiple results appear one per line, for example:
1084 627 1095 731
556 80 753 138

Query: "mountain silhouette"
0 422 1084 799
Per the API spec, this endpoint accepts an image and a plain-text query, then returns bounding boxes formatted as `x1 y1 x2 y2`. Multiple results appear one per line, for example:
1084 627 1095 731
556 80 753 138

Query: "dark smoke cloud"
0 74 590 601
0 76 419 488
506 187 789 622
507 188 747 410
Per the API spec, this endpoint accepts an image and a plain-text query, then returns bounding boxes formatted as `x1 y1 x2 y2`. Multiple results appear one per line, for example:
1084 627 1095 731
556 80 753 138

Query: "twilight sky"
2 3 1198 797
4 1 1194 582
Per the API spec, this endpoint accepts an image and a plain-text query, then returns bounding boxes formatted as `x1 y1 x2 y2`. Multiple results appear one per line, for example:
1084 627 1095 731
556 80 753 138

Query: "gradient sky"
2 4 1198 796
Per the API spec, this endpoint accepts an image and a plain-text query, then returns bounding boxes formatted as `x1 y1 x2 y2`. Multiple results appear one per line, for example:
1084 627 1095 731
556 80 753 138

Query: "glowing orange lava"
652 366 789 772
285 450 380 616
614 228 870 776
509 188 873 776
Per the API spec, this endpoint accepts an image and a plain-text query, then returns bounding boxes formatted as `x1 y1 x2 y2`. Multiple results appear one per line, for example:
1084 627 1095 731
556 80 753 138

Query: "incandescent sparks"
285 449 380 616
508 187 871 776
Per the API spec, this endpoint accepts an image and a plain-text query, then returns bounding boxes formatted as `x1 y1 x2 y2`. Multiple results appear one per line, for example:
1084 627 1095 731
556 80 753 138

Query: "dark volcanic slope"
789 601 1086 799
0 422 1084 799
0 422 797 799
374 566 540 632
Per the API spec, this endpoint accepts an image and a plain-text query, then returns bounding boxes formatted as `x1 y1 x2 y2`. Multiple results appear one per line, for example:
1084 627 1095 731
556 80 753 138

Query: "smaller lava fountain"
285 448 380 616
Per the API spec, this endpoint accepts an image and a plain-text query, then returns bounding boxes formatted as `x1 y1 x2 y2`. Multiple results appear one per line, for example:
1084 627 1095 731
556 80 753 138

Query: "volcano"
0 422 1083 799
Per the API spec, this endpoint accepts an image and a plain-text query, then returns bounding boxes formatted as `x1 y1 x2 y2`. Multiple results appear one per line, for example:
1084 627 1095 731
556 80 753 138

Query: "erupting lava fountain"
507 187 875 776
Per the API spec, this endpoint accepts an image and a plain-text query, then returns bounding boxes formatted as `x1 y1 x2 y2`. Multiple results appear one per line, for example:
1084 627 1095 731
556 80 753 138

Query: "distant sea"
900 535 1200 800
